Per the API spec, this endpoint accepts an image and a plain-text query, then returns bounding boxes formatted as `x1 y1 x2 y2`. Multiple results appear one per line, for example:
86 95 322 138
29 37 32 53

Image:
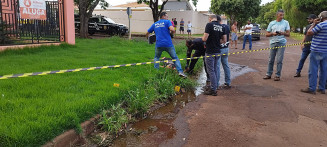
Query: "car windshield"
104 17 115 23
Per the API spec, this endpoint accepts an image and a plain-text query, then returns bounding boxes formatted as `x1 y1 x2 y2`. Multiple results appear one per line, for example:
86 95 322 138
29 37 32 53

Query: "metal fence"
0 0 64 45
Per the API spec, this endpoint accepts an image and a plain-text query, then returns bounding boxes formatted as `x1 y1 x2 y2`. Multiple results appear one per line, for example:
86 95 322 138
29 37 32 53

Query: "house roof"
113 2 149 8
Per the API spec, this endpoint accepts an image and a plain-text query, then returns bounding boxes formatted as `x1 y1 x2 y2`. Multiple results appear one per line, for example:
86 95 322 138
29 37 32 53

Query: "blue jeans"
217 48 231 86
266 42 286 77
205 53 220 91
154 46 183 73
308 51 327 91
243 35 252 49
296 46 311 73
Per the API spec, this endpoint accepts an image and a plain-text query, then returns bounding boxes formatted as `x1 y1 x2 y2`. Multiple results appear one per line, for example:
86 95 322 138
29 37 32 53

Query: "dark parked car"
251 23 261 40
75 14 128 36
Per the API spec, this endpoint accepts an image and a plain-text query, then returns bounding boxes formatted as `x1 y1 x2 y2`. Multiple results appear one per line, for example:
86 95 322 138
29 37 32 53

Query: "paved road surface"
163 34 327 147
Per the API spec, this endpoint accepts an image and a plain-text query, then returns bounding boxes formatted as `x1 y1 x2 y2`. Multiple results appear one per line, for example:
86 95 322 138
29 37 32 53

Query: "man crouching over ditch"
146 12 187 78
202 14 226 96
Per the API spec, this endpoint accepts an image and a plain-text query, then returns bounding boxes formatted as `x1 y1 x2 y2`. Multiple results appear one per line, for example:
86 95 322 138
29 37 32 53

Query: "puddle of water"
111 91 196 147
195 63 256 96
110 62 255 146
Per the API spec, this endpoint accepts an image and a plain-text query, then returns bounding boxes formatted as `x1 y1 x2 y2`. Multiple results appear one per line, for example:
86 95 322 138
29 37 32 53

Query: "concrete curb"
43 115 100 147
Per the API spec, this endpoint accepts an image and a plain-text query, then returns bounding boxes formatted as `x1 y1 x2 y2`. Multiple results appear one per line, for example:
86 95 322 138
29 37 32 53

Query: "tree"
74 0 108 38
255 2 275 29
283 0 308 33
294 0 327 15
211 0 261 28
137 0 198 22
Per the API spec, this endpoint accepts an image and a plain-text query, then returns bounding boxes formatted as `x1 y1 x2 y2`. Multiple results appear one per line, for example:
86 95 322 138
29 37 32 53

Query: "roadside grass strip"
0 37 197 146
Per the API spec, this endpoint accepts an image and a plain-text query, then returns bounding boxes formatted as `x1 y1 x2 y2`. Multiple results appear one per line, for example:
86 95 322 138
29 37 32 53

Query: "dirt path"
163 34 327 146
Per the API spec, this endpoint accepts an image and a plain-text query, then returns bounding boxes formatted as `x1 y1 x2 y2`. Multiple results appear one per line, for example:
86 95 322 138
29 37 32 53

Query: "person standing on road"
217 19 231 89
180 18 185 34
146 12 187 78
231 21 238 49
301 11 327 94
294 14 317 77
263 9 290 81
173 18 178 32
242 20 253 50
202 15 226 96
187 21 192 38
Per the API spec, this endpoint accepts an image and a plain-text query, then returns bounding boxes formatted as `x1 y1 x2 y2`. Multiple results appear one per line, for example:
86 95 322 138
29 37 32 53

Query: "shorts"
231 32 238 41
187 30 191 33
180 27 184 31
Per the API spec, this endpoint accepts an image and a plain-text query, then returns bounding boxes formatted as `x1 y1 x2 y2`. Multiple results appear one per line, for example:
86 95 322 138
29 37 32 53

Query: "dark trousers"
188 50 209 81
296 46 311 73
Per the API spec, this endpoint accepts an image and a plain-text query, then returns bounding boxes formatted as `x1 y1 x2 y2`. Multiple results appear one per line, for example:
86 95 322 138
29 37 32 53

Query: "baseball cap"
306 14 317 19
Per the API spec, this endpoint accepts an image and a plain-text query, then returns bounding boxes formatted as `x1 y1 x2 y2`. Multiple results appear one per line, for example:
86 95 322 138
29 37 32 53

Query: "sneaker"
223 83 231 89
178 72 187 78
317 89 326 94
274 76 280 81
263 75 271 80
301 88 316 95
294 72 301 77
204 89 217 96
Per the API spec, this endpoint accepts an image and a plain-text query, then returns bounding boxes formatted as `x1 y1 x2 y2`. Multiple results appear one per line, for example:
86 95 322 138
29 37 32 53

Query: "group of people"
171 18 193 38
146 10 327 96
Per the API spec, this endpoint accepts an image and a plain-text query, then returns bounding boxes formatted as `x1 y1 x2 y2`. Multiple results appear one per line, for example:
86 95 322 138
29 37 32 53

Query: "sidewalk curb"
43 115 100 147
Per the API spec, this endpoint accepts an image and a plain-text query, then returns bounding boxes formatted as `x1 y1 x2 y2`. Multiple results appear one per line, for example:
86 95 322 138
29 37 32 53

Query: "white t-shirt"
187 23 192 30
245 24 253 35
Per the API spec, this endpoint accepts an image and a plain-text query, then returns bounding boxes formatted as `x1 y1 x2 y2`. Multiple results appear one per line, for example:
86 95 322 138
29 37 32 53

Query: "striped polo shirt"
311 20 327 53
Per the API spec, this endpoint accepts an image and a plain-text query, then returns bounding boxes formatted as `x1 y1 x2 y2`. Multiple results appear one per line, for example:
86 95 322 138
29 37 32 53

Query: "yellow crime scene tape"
0 41 311 80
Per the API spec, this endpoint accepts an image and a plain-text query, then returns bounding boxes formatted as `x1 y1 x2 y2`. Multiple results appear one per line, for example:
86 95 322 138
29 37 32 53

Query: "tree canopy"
211 0 261 26
294 0 327 15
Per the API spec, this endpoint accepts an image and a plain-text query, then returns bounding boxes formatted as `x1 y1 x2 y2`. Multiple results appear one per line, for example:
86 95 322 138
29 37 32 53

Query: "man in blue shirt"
146 12 186 78
301 11 327 94
263 9 290 81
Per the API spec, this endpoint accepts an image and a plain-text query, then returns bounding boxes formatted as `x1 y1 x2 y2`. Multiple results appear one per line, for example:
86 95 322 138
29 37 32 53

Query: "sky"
106 0 275 11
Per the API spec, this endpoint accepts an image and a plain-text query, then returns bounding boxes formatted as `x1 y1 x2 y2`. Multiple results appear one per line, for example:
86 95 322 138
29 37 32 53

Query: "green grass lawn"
291 32 305 41
0 37 197 146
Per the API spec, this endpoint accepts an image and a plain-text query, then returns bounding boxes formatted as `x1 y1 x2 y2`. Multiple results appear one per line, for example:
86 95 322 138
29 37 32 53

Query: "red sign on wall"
19 0 46 20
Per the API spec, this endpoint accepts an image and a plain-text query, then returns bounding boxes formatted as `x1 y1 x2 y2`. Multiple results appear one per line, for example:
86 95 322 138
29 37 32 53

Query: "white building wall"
93 10 227 34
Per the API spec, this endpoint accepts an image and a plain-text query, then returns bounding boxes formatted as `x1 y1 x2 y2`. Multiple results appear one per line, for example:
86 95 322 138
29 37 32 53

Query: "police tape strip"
189 26 304 37
0 41 311 80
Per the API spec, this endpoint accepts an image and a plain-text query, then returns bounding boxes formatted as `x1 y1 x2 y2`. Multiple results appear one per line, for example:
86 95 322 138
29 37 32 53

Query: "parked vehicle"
251 23 261 40
74 14 129 36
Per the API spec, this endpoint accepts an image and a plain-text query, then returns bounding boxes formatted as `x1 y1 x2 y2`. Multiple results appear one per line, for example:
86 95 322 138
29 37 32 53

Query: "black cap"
307 14 317 19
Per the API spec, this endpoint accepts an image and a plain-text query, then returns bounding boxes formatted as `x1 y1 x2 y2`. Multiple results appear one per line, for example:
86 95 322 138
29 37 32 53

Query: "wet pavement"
110 62 256 146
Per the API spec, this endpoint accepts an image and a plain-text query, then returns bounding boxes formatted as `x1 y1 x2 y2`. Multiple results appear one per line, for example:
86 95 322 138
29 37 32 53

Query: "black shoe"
263 75 271 80
204 89 217 96
223 83 231 89
294 72 301 77
317 89 326 94
274 76 280 81
301 88 316 95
